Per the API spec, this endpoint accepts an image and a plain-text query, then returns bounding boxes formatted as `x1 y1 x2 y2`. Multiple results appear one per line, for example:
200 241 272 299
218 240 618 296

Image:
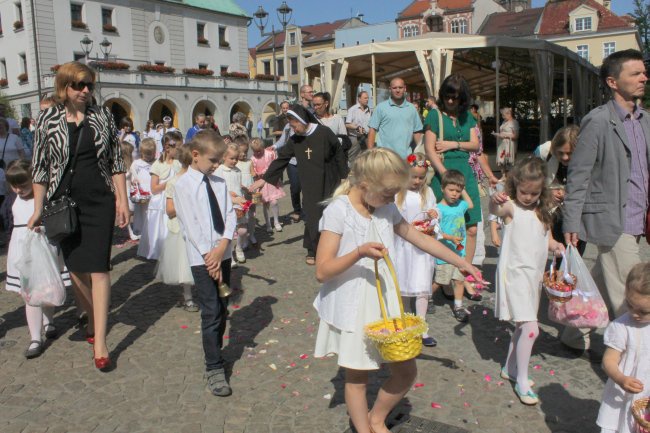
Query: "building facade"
335 21 397 48
0 0 289 133
479 0 640 67
396 0 506 38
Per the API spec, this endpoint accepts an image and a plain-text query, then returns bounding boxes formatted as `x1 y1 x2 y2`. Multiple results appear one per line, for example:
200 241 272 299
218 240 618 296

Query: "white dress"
215 164 247 224
314 196 405 370
130 159 153 235
155 174 194 285
5 197 71 293
236 160 254 190
394 188 437 297
495 201 549 322
137 160 181 260
597 313 650 433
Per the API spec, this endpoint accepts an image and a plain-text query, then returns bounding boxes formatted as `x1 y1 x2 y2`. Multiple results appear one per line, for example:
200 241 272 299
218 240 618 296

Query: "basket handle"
373 253 407 331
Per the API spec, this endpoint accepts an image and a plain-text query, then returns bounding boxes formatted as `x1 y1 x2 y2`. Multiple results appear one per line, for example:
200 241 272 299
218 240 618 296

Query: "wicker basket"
543 258 576 304
364 254 427 362
235 208 246 219
252 192 262 204
633 397 650 433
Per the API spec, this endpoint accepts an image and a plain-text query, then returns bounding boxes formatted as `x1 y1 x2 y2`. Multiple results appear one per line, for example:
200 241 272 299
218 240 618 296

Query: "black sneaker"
422 336 437 347
205 369 232 397
452 307 470 323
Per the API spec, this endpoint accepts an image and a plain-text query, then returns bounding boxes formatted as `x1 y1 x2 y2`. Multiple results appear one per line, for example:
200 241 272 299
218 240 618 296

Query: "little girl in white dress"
597 262 650 433
138 132 181 260
394 153 439 347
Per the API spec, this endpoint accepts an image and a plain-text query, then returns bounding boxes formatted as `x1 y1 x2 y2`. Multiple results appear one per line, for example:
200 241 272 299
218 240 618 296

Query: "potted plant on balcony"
137 64 175 74
197 36 209 45
221 71 249 79
182 68 214 76
219 40 230 48
254 73 280 81
103 24 117 33
71 20 88 30
13 20 23 31
0 78 8 87
17 73 28 83
90 61 130 71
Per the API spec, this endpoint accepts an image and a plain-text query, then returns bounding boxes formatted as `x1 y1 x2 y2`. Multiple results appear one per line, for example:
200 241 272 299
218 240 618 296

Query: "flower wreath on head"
406 154 431 168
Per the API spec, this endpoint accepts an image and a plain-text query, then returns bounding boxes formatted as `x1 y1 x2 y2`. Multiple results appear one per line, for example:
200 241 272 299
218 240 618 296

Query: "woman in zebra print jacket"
28 61 128 371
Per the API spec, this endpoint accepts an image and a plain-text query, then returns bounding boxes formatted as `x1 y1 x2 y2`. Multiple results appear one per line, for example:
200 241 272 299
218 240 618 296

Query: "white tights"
402 295 431 338
25 304 54 344
182 284 193 302
236 226 248 250
263 200 280 227
504 321 539 394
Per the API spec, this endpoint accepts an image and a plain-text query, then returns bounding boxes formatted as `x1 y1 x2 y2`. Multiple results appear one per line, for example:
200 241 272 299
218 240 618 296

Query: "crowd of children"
3 122 648 433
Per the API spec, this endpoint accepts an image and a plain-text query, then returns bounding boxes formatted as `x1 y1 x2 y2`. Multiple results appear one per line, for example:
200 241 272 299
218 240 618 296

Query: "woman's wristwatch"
456 141 461 150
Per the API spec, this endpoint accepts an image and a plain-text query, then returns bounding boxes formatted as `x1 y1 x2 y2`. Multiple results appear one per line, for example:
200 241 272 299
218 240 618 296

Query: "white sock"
182 284 193 303
415 295 430 338
514 322 538 394
454 300 463 309
25 304 43 342
236 227 247 251
271 201 280 225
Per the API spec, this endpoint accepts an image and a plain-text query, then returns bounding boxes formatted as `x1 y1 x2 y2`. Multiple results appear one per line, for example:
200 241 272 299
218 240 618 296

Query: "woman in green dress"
424 74 482 266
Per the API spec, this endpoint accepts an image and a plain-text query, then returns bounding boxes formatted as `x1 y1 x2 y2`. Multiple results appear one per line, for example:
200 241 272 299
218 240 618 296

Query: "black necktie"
203 175 225 235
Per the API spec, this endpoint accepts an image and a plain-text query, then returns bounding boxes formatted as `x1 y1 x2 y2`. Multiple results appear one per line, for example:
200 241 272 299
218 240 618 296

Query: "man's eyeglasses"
69 81 94 92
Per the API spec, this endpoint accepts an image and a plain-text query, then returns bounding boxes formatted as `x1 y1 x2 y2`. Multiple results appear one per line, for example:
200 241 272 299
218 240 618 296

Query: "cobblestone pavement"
1 193 648 433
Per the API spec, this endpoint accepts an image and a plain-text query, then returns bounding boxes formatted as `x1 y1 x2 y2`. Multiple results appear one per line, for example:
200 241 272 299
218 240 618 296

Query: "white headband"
286 109 307 125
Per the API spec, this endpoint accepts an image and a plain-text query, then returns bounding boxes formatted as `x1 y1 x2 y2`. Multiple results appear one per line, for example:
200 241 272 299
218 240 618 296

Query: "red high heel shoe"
93 348 112 371
85 333 95 345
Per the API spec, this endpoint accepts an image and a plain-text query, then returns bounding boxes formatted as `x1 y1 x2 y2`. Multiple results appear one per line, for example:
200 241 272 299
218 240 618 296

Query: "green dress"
424 109 482 225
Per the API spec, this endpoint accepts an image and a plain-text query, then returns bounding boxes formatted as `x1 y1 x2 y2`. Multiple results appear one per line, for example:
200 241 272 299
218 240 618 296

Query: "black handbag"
41 122 84 243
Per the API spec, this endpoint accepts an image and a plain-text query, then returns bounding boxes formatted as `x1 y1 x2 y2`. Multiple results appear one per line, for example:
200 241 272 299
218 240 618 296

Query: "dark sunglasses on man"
69 81 94 92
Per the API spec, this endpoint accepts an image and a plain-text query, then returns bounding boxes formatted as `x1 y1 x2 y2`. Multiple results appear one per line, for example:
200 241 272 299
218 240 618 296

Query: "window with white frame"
220 65 228 75
197 22 207 44
0 59 7 79
101 8 113 26
289 31 296 46
577 44 589 60
575 16 592 31
263 60 271 75
15 2 23 23
451 19 468 34
70 3 83 23
0 13 3 36
403 25 419 38
276 58 284 76
199 63 208 70
290 57 298 75
19 52 27 73
219 26 229 48
603 41 616 58
73 52 85 61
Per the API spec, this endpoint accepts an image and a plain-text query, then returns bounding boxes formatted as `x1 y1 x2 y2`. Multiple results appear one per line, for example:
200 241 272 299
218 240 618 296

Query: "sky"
242 0 640 47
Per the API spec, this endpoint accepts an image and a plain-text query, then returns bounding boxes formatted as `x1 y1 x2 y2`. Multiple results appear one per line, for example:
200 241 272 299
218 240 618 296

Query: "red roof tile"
397 0 472 19
538 0 634 36
256 19 349 51
249 48 256 59
479 8 543 36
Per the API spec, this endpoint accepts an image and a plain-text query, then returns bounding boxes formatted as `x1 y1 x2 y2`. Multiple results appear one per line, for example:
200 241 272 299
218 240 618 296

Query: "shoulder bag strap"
63 121 85 195
1 134 10 164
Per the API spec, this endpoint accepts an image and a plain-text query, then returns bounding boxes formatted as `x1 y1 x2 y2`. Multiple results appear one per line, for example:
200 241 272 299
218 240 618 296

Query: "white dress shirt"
173 166 236 266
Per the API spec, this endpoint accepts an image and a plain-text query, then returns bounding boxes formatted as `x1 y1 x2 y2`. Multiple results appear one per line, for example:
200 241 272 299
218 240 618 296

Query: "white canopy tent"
303 33 600 142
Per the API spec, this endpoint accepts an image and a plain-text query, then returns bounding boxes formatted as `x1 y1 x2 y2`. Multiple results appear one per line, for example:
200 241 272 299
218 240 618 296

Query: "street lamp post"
253 1 292 114
79 36 112 104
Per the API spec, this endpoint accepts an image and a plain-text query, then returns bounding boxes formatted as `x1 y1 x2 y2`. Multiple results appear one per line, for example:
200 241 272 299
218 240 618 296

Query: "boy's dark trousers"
191 259 231 372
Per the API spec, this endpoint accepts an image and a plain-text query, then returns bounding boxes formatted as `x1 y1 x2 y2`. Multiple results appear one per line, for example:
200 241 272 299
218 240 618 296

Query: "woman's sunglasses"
69 81 94 92
445 94 460 101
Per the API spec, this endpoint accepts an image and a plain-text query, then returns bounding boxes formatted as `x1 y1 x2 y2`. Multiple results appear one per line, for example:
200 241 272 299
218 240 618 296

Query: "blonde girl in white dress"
130 139 156 237
490 157 565 406
4 160 71 358
394 153 439 347
138 132 181 260
155 144 198 312
120 141 139 243
597 262 650 433
314 148 481 433
235 137 257 246
215 144 249 264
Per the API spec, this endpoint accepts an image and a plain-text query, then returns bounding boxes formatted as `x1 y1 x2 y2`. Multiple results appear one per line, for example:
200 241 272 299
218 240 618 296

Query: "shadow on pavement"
538 382 600 433
223 295 278 376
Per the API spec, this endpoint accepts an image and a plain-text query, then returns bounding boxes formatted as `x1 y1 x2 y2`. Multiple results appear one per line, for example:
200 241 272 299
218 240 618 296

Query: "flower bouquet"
543 256 576 304
129 184 151 204
412 212 442 240
632 397 650 433
235 200 253 219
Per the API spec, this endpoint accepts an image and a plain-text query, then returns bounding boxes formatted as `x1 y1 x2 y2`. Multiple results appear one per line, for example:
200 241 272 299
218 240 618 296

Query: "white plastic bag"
547 245 609 328
16 230 66 307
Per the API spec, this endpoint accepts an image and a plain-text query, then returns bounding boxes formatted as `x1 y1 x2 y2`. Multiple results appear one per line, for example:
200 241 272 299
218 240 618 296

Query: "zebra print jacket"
32 104 126 200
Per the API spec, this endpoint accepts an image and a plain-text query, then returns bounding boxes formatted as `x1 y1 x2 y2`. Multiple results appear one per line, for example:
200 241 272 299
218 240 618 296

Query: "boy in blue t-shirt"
432 169 474 322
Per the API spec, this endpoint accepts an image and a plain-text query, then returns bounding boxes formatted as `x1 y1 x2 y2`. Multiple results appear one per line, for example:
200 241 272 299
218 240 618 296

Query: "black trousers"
287 163 302 215
191 259 231 371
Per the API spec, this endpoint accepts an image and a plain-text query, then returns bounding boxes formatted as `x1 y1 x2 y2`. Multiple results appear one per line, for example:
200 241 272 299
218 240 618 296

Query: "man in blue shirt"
367 77 423 158
185 113 207 142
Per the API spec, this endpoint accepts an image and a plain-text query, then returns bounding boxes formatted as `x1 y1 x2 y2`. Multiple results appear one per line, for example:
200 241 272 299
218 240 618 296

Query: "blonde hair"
189 129 227 159
176 143 193 168
224 143 240 161
397 152 430 209
626 262 650 295
550 125 579 155
331 148 409 199
54 62 95 105
249 137 264 152
160 130 183 162
120 141 134 170
506 157 553 229
140 138 157 161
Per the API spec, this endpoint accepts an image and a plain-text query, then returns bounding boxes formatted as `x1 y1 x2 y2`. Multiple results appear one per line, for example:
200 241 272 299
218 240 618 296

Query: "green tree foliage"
632 0 650 55
0 92 17 119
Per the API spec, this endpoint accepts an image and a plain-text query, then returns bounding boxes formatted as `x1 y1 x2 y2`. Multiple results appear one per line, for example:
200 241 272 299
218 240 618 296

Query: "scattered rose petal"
232 305 240 309
299 354 309 360
224 335 230 340
533 364 542 370
323 393 332 400
180 325 188 329
549 369 555 376
482 310 488 316
563 383 568 388
269 363 277 370
414 383 425 388
497 381 504 386
463 402 471 408
291 391 300 397
528 332 535 338
290 362 296 367
431 402 442 409
484 374 492 382
280 384 287 389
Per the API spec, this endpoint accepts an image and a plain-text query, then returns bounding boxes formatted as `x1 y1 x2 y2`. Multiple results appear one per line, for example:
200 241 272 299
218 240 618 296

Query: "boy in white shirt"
173 130 236 397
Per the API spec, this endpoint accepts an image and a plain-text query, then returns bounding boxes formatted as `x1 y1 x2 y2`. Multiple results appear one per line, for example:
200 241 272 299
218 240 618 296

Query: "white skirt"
137 208 168 260
314 264 403 370
155 231 194 285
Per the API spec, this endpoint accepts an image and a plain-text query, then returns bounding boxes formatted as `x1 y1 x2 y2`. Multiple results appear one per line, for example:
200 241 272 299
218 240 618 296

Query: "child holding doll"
490 157 565 406
394 153 439 347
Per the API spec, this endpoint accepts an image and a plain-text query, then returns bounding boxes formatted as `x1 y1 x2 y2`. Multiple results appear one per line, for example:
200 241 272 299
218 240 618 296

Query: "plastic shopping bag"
547 245 609 328
15 230 66 307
